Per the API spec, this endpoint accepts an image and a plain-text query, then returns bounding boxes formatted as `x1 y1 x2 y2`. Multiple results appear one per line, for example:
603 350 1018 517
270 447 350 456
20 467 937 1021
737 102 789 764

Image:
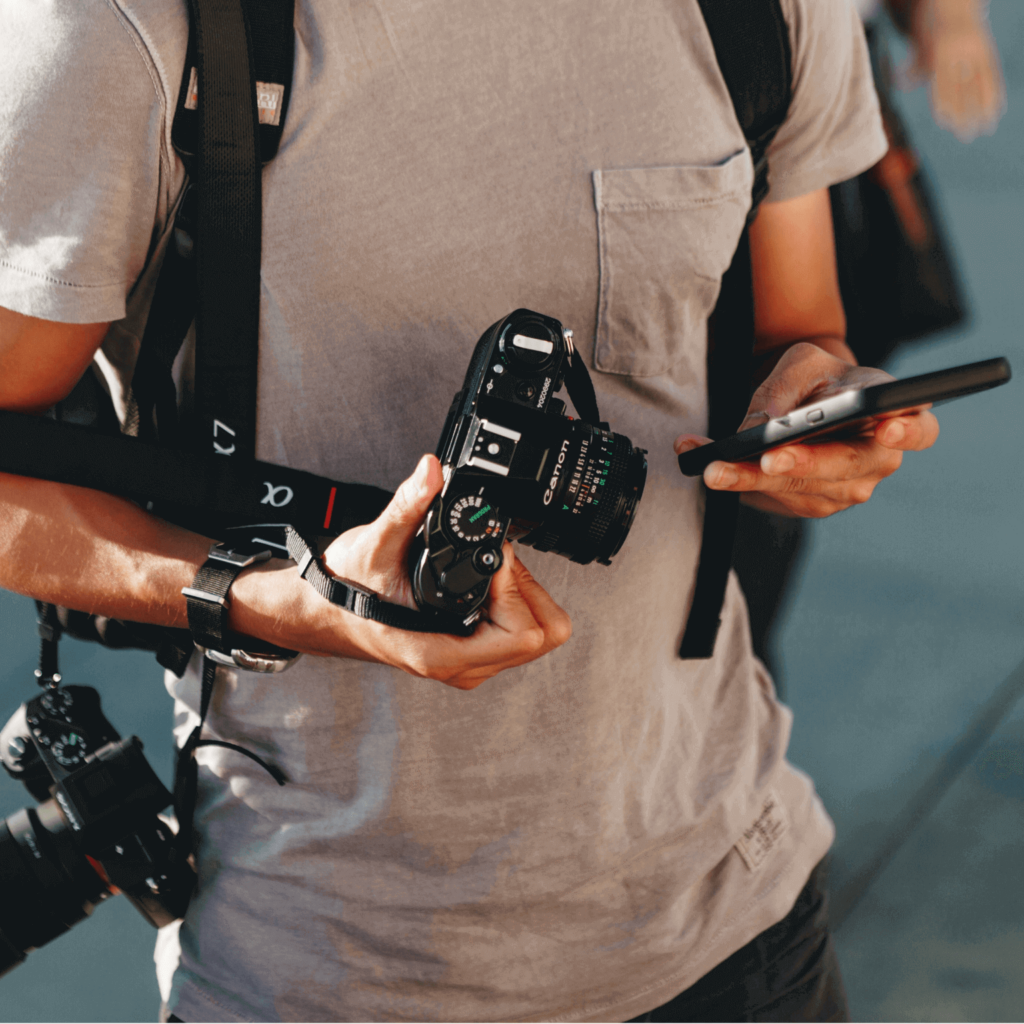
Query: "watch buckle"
207 544 273 568
204 647 301 674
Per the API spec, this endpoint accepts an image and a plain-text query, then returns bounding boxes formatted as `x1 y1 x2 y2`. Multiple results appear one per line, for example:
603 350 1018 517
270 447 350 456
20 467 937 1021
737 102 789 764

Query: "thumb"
674 433 713 455
369 454 444 563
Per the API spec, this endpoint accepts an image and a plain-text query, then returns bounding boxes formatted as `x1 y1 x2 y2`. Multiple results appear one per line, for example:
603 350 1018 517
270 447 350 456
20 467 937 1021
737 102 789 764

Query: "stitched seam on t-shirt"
601 192 746 212
0 259 126 291
103 0 173 188
535 859 796 1024
173 975 254 1023
767 127 887 201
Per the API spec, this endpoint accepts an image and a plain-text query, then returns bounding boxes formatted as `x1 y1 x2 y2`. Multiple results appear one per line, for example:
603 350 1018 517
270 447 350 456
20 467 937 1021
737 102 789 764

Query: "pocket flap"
593 150 753 378
594 150 752 213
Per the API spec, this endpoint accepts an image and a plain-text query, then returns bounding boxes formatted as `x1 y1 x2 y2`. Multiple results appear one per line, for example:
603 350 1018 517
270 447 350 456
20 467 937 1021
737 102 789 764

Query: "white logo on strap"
261 483 294 508
213 419 236 456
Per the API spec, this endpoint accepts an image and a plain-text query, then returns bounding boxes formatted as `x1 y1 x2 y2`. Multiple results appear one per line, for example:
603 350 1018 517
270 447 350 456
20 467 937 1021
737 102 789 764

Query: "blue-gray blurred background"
0 3 1021 1020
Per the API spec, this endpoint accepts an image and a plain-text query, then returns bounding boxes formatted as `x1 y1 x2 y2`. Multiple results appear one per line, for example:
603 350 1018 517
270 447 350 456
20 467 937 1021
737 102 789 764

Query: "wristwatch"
182 543 299 673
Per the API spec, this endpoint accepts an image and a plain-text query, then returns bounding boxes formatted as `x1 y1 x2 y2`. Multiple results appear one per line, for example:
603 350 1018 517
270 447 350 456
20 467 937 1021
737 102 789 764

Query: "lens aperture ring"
580 433 632 558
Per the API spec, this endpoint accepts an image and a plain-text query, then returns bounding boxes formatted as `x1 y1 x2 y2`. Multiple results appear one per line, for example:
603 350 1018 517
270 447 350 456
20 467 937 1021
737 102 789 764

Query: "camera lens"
0 802 111 976
518 422 647 566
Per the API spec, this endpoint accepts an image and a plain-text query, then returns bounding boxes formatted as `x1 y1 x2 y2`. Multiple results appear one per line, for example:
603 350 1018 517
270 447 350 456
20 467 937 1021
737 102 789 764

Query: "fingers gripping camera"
411 309 648 623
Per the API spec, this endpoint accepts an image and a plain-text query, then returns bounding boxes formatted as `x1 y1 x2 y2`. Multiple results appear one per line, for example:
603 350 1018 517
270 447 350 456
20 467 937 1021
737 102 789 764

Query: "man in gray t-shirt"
0 1 939 1020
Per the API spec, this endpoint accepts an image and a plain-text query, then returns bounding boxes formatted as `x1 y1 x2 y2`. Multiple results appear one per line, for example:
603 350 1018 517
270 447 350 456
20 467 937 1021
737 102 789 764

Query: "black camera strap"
0 410 391 538
34 604 63 688
132 0 295 448
560 333 603 428
0 412 469 637
284 527 477 635
173 655 287 859
680 0 792 659
169 0 296 459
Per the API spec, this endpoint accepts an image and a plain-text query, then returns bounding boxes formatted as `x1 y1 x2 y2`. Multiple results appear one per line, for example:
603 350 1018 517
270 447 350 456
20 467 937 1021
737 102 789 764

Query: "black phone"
677 357 1012 477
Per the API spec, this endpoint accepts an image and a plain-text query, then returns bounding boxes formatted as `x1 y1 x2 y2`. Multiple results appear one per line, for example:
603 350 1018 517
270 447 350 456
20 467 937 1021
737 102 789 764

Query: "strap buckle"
206 543 272 568
203 646 300 674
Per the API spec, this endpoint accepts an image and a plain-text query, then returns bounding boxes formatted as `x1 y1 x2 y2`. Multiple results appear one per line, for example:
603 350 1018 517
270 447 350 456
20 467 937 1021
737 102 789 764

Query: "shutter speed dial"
447 494 506 545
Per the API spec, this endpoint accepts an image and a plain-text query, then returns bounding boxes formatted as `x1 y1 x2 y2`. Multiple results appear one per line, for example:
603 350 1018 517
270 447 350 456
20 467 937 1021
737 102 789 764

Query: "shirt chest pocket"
593 150 753 378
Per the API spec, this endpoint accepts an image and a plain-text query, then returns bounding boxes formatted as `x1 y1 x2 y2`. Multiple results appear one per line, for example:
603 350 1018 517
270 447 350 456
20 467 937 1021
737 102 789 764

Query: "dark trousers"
166 859 847 1024
628 857 849 1023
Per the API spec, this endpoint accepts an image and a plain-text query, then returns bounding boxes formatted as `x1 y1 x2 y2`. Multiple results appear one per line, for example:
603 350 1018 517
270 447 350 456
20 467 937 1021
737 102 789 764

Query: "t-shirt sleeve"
765 0 888 203
0 0 170 323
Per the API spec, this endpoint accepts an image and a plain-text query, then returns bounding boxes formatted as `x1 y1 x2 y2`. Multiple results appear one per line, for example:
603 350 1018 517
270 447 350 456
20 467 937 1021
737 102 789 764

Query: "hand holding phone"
677 357 1011 476
675 345 1009 519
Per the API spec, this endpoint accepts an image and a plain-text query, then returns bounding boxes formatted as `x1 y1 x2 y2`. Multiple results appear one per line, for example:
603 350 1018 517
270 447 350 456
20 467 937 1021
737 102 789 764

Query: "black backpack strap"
132 185 199 443
179 0 264 460
132 0 295 448
680 0 792 660
172 0 295 167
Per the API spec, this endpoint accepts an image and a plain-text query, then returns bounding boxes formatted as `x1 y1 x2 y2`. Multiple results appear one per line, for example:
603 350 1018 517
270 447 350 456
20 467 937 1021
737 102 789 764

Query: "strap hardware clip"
206 543 272 569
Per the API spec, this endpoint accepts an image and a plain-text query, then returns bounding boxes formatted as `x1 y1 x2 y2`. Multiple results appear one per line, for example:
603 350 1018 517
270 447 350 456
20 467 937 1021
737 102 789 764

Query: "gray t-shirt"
0 1 886 1020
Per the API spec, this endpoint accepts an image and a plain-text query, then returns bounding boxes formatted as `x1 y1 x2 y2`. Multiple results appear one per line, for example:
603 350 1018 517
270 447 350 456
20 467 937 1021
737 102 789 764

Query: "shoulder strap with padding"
132 0 295 450
680 0 792 660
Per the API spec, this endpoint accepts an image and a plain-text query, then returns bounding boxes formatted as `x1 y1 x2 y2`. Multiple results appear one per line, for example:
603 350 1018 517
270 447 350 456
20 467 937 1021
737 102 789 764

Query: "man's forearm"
0 471 209 626
0 469 374 662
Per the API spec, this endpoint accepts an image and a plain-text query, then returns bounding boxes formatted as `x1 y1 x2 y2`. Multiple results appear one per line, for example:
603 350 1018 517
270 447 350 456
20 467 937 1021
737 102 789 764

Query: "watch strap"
183 545 271 652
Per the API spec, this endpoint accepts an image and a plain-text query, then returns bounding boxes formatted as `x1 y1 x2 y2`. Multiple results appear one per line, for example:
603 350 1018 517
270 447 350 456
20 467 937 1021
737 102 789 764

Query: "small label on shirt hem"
735 788 788 871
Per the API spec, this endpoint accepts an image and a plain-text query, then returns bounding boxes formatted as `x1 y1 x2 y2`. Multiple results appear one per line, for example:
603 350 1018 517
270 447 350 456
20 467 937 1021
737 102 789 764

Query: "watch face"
447 494 503 544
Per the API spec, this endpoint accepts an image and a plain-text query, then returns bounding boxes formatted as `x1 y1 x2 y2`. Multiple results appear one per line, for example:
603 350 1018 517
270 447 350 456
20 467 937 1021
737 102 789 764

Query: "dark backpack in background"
831 21 968 370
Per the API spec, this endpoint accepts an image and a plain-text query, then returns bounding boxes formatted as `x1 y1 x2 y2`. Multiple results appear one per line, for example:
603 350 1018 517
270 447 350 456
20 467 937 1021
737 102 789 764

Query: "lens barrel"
518 422 647 565
0 804 110 976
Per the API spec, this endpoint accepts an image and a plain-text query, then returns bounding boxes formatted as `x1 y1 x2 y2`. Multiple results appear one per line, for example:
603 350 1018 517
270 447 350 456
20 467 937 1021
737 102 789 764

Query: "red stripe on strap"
323 486 337 530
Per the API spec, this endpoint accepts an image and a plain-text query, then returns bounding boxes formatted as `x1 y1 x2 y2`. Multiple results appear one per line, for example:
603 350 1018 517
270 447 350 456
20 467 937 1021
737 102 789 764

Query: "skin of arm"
0 306 570 689
674 187 940 518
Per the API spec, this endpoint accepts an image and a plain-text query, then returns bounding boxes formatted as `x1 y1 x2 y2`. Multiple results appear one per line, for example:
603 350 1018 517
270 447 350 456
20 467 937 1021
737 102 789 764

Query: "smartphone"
677 357 1012 477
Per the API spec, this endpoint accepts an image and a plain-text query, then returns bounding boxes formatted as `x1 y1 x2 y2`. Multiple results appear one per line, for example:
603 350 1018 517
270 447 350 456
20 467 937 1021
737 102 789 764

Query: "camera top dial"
446 494 505 545
39 689 74 719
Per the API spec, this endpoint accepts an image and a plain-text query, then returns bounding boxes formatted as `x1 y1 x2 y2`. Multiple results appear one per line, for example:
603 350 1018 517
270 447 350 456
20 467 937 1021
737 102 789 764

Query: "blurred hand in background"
895 0 1006 141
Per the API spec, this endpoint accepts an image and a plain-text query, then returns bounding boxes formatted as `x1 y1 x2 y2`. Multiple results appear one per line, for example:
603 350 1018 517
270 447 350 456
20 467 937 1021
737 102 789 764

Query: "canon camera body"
0 684 195 976
411 309 647 623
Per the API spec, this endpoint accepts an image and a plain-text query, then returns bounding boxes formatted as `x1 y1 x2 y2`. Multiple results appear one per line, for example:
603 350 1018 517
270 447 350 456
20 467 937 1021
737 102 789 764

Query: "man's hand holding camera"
231 453 572 691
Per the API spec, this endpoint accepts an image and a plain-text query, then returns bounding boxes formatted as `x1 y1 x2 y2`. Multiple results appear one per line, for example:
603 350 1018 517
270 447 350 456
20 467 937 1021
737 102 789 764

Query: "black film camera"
0 683 195 976
411 309 648 621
